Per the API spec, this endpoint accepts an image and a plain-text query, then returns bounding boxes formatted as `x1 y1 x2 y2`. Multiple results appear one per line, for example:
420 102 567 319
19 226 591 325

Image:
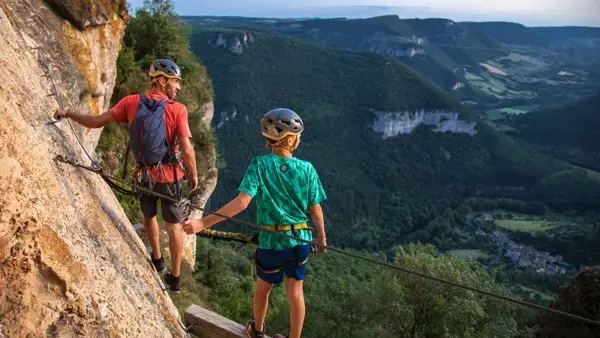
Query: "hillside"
185 16 600 116
505 93 600 171
188 26 600 252
509 93 600 153
462 22 549 47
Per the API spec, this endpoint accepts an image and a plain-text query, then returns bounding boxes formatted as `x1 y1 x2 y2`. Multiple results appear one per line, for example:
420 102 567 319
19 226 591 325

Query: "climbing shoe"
151 254 166 274
245 319 265 338
164 273 181 293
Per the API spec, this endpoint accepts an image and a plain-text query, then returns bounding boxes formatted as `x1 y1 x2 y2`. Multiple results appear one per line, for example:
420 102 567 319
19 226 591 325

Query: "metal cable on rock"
34 47 100 170
52 155 600 328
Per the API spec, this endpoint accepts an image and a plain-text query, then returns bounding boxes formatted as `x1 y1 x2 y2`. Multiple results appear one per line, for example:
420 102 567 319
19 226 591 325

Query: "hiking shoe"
164 273 181 293
245 319 265 338
272 335 289 338
151 254 166 274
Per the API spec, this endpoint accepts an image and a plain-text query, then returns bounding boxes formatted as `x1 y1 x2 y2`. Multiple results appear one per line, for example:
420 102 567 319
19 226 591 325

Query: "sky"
128 0 600 27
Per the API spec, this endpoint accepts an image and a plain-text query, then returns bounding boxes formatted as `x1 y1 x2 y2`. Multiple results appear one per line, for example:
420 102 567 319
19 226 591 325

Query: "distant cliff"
372 109 478 138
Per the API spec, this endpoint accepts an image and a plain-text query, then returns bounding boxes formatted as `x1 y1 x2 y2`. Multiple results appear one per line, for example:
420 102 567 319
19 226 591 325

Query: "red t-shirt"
110 89 192 183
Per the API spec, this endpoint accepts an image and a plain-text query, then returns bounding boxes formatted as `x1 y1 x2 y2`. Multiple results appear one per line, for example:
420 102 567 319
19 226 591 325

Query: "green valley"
183 15 600 120
186 25 600 256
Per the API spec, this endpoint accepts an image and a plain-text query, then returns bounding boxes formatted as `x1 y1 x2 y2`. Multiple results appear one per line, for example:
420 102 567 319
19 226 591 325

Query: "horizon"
127 1 600 28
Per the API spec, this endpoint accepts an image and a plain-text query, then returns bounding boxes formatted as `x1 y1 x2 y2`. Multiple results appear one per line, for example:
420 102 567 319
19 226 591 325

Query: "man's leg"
164 221 183 277
139 192 162 270
253 277 274 332
144 216 161 259
285 278 305 338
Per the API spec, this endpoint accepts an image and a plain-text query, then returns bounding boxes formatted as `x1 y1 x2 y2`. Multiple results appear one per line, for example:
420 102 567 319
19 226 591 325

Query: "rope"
196 229 257 244
34 47 101 170
52 155 600 328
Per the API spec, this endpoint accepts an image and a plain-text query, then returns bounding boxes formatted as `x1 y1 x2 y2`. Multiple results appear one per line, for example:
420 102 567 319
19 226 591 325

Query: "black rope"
53 155 600 328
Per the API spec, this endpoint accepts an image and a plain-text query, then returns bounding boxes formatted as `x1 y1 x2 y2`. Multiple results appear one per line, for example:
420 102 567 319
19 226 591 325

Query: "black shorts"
139 182 182 224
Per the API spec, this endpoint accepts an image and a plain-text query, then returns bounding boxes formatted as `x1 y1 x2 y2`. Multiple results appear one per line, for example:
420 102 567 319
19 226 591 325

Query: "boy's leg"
285 278 305 338
282 245 311 338
250 248 286 335
253 277 274 332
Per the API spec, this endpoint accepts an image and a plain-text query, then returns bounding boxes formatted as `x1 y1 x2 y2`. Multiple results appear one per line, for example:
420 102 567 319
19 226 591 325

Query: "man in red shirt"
54 59 198 292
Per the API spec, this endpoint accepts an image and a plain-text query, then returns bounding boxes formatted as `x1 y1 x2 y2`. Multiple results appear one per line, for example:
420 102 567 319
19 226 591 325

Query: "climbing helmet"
261 108 304 141
149 59 182 80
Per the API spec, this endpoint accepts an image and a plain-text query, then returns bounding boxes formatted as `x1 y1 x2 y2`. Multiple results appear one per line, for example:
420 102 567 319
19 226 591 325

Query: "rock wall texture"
0 0 187 337
536 266 600 338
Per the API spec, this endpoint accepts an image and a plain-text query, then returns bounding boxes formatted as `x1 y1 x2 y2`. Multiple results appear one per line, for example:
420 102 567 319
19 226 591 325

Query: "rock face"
536 266 600 338
213 31 254 54
44 0 128 30
0 1 186 337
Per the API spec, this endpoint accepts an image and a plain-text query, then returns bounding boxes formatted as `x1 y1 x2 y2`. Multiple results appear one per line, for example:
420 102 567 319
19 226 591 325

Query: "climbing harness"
253 245 310 277
51 155 600 327
262 223 311 232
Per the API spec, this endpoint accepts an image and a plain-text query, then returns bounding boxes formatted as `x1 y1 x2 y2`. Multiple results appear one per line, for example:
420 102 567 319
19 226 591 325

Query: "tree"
372 244 519 337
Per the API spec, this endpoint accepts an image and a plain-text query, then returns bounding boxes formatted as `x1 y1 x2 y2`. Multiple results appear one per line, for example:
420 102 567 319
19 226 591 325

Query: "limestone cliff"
0 0 187 336
372 109 478 138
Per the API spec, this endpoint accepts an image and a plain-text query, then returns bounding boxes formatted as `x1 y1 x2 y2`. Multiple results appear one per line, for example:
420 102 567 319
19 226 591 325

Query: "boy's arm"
308 203 327 253
200 192 253 228
183 158 257 235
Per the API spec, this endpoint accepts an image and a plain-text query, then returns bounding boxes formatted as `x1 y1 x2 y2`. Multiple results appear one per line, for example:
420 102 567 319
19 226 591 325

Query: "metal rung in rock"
184 304 271 338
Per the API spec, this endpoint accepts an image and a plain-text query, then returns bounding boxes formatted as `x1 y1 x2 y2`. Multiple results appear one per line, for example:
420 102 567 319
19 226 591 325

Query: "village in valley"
490 230 571 275
467 213 590 277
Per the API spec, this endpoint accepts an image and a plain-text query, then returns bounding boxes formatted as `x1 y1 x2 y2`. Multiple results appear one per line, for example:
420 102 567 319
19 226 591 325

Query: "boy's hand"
182 219 205 234
316 235 327 254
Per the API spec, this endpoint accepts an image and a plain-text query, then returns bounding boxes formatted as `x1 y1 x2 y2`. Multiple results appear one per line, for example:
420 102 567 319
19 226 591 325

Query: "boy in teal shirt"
183 108 327 338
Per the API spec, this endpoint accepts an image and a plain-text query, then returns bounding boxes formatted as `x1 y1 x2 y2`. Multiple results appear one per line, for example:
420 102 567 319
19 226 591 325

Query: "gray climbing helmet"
149 59 182 80
261 108 304 141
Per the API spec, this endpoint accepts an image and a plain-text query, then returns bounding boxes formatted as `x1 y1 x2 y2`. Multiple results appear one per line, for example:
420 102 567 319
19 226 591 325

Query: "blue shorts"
255 245 311 285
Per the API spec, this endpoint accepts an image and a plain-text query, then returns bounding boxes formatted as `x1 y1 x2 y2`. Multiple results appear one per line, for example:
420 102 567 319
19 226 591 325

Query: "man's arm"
178 136 198 192
202 192 252 228
55 109 114 128
309 203 327 253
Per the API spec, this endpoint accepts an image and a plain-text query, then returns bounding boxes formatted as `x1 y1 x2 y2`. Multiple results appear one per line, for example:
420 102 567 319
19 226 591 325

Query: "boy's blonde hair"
265 134 300 151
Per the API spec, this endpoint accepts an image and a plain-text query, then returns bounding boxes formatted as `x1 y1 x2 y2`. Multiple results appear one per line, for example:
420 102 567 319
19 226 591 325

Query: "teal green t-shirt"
238 153 327 250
